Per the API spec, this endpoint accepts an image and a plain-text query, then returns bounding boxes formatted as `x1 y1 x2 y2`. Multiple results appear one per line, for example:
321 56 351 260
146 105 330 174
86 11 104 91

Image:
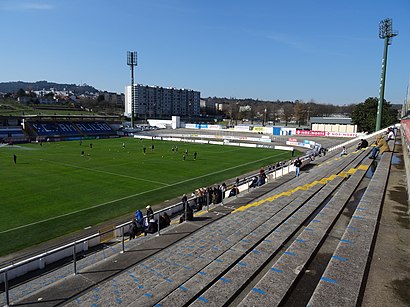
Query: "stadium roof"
310 117 352 124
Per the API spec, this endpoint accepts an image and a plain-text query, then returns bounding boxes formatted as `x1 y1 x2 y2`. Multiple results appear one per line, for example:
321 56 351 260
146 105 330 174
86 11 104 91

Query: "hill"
0 81 99 95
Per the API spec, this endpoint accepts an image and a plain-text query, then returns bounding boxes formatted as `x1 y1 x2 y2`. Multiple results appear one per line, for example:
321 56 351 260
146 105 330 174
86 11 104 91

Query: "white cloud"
22 3 53 10
0 1 54 11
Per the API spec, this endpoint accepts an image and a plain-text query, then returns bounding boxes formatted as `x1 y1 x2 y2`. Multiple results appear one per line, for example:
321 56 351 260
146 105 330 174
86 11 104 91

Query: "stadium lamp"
376 19 397 131
127 51 138 128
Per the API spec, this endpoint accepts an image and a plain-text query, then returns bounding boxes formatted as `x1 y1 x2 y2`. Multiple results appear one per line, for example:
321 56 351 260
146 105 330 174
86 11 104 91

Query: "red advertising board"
295 130 326 136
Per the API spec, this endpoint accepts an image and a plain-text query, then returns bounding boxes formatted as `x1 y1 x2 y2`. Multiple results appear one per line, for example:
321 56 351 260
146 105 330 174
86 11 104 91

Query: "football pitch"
0 137 296 257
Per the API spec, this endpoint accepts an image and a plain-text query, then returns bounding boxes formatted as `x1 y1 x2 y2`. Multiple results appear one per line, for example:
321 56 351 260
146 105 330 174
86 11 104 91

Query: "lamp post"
127 51 137 128
376 19 397 131
263 108 267 126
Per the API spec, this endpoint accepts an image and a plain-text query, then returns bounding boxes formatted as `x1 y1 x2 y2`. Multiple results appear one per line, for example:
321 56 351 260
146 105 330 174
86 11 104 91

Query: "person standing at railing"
294 157 302 177
257 168 267 186
249 176 258 188
129 218 138 240
146 205 154 222
220 183 227 199
136 209 144 229
181 194 188 206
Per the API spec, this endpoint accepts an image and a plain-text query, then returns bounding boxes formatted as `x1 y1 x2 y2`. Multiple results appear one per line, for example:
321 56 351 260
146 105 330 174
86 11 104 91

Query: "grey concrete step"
237 158 372 306
307 151 393 307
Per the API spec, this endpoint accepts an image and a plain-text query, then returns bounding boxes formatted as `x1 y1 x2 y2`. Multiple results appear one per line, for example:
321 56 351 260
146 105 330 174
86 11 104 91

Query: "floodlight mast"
376 18 397 131
127 51 138 128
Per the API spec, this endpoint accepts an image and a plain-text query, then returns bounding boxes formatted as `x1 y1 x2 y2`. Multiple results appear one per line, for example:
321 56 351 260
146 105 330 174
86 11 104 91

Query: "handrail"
0 233 98 275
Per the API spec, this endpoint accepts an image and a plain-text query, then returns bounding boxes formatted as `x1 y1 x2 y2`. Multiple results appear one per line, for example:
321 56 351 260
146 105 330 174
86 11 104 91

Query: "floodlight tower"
127 51 138 128
376 18 397 131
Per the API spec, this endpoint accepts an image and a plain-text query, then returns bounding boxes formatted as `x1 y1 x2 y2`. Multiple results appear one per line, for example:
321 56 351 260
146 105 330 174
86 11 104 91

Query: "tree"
16 88 26 97
281 103 294 126
97 94 105 103
294 102 308 127
351 97 398 133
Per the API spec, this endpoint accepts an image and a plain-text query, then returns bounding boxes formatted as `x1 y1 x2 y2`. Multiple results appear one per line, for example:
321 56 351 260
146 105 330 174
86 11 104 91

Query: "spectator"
145 218 157 234
211 187 218 204
216 185 222 203
249 176 258 188
146 205 154 223
179 201 194 223
129 218 138 240
357 139 368 150
159 213 171 229
369 136 390 159
162 212 171 226
220 183 227 200
340 146 347 156
386 128 395 141
181 194 188 206
228 186 239 197
294 157 302 177
135 209 144 229
257 169 267 186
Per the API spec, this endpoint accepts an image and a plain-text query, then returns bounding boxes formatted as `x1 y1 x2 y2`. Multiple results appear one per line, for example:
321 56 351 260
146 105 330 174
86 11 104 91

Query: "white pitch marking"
1 152 289 234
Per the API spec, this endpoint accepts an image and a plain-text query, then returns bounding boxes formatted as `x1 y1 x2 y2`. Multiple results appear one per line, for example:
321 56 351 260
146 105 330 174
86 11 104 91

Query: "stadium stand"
0 126 28 143
26 121 116 139
2 134 405 307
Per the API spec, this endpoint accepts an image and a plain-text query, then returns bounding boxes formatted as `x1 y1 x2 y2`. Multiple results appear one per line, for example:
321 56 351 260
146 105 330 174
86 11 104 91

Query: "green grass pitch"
0 138 296 256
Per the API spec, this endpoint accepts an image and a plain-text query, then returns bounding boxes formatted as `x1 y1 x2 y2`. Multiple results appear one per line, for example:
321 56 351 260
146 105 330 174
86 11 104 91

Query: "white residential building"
125 84 200 118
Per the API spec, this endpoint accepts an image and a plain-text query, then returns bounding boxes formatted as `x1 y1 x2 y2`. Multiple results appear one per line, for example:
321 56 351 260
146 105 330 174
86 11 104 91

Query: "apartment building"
125 84 200 118
101 91 125 107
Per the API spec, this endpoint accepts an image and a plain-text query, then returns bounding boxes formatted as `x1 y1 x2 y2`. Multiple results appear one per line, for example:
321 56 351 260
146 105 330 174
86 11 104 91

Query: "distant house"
101 91 125 107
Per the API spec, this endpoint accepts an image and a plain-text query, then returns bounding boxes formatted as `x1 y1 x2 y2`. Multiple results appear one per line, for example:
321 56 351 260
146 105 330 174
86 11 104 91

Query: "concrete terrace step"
8 141 372 306
186 153 372 306
307 151 393 307
237 155 373 306
67 149 371 306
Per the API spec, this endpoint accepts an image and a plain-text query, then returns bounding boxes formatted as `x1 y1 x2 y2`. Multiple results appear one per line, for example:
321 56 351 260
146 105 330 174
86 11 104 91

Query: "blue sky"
0 0 409 105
